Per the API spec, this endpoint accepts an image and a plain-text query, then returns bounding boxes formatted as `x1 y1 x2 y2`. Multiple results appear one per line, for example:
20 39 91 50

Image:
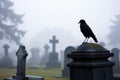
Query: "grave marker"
4 45 44 80
40 44 49 67
111 48 120 73
0 44 13 68
46 36 61 68
62 46 75 77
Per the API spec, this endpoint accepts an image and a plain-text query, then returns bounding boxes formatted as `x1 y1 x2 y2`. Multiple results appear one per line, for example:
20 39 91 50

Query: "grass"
0 68 69 80
1 68 119 80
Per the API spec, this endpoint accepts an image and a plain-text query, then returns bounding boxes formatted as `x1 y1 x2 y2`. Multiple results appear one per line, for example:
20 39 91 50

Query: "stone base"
46 62 61 68
113 76 120 80
114 76 120 80
4 75 44 80
67 43 115 80
62 68 70 77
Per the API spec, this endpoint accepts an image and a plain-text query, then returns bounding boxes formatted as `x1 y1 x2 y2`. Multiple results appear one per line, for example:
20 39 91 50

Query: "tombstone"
67 43 115 80
28 47 40 68
62 46 75 77
0 44 13 68
60 50 64 68
40 44 50 67
46 36 61 68
111 48 120 73
4 45 44 80
16 45 28 76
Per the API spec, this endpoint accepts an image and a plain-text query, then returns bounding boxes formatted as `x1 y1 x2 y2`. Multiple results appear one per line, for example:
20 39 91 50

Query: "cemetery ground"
0 68 69 80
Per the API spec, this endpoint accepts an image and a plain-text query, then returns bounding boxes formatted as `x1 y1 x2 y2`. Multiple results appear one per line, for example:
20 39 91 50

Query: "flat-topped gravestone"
111 48 120 73
0 44 13 68
67 43 115 80
46 36 61 68
40 44 49 67
28 48 40 68
4 45 44 80
62 46 75 77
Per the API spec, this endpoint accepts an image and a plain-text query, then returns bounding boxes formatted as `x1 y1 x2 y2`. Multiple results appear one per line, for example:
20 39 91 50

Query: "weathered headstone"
4 45 44 80
40 44 50 67
28 48 40 68
67 43 115 80
60 50 64 68
0 44 13 68
111 48 120 73
46 36 61 68
62 46 75 77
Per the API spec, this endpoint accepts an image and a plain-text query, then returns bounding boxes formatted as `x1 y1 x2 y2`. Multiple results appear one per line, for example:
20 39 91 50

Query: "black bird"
78 19 98 43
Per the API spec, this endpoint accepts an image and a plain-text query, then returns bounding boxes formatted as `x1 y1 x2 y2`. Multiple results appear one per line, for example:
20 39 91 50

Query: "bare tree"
0 0 25 45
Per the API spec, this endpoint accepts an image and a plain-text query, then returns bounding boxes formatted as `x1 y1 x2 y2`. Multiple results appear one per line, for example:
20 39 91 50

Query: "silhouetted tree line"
0 0 25 45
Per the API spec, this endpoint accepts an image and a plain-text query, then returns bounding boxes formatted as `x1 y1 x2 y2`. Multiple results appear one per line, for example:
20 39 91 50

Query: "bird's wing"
85 24 98 42
80 24 93 37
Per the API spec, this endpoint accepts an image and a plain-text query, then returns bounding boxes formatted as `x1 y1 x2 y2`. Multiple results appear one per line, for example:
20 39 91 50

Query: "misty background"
0 0 120 65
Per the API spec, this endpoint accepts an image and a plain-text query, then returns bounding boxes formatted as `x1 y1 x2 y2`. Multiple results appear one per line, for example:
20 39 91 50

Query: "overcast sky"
11 0 120 52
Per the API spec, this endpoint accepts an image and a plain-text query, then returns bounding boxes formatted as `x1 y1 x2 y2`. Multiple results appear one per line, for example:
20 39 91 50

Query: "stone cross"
49 36 59 53
3 44 10 56
16 45 28 76
44 44 49 54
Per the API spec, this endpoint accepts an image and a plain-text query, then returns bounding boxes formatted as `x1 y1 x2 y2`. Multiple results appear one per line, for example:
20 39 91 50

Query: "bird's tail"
92 35 98 43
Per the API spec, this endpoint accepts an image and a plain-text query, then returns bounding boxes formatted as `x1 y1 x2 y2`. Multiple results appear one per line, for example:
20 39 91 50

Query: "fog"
1 0 120 60
11 0 120 51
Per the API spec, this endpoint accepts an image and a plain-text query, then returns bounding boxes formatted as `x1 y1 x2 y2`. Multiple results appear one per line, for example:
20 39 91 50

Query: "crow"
78 19 98 43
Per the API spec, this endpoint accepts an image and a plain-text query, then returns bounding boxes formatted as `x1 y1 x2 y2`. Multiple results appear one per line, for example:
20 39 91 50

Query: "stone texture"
16 45 28 76
67 43 115 80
